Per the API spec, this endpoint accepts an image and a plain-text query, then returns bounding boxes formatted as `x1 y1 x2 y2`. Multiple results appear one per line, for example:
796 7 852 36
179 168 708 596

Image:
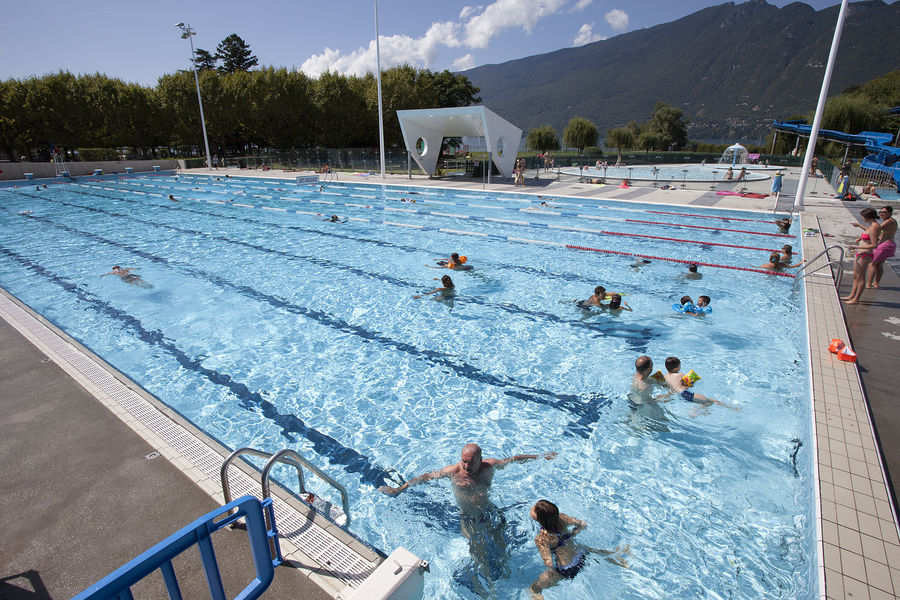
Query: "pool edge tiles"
801 216 900 600
0 286 385 599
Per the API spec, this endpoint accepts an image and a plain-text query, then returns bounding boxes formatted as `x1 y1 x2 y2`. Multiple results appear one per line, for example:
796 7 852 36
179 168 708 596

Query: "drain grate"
0 291 377 590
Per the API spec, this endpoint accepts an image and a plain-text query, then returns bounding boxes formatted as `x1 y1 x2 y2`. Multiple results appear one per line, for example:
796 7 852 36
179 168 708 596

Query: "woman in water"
529 499 627 599
101 265 152 288
842 208 880 304
413 275 455 299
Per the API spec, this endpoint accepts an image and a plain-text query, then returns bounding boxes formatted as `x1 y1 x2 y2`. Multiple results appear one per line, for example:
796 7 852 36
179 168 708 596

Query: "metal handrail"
793 244 846 290
220 446 350 526
261 449 351 526
793 260 845 291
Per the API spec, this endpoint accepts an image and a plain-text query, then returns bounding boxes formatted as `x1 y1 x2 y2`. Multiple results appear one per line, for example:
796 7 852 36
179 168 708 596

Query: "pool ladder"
221 447 351 526
792 244 845 291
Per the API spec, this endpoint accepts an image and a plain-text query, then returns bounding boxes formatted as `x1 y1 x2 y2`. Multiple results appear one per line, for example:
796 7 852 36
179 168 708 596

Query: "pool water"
0 174 816 599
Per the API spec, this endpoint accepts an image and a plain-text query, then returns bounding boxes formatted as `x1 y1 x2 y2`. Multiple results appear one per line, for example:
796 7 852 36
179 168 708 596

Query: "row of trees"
767 70 900 157
0 66 480 161
525 102 690 155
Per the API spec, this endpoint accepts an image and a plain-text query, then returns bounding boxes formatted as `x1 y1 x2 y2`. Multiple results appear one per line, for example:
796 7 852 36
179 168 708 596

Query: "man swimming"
380 444 556 580
101 265 152 288
577 286 607 309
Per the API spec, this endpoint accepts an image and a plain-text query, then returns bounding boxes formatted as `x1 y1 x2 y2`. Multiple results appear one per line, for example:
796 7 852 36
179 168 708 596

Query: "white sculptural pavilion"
396 106 522 179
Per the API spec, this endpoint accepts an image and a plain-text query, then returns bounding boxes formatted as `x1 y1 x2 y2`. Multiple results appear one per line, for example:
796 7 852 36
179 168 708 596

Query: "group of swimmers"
380 443 629 599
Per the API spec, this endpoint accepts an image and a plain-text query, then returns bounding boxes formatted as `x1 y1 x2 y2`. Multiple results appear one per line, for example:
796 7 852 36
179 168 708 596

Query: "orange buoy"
827 339 845 354
837 346 857 362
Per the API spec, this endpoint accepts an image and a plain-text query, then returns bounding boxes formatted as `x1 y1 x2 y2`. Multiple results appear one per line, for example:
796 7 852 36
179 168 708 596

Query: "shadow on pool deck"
0 315 331 600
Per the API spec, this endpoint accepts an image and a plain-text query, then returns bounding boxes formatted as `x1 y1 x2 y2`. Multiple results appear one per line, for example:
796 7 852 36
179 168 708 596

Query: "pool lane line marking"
76 183 784 277
144 178 789 235
5 209 609 439
148 174 783 226
0 242 397 488
565 244 795 278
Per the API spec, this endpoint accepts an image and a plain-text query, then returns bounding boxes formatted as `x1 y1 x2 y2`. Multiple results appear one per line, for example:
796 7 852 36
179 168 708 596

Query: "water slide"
773 116 900 190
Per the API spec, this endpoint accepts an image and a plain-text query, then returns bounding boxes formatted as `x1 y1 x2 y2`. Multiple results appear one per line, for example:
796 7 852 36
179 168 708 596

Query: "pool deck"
2 164 898 599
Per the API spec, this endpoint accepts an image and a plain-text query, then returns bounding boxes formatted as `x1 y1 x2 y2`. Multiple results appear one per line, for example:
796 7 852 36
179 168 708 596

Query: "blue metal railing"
71 495 281 600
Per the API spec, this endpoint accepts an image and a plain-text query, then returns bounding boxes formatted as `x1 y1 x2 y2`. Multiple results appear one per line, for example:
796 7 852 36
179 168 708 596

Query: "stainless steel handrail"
220 446 350 526
261 449 351 526
793 244 846 290
221 447 306 506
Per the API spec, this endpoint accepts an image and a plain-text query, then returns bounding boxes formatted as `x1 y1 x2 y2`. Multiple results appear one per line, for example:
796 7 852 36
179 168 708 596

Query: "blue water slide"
774 116 900 189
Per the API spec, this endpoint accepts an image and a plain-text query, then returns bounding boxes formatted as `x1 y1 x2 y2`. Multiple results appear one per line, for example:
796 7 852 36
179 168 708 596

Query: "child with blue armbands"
673 295 711 315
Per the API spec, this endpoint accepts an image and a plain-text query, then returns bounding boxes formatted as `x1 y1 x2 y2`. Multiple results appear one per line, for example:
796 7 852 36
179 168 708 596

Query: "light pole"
374 1 386 179
176 22 213 171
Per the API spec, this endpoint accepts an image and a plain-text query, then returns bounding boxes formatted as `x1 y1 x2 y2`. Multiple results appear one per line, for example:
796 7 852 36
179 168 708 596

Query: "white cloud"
604 8 629 31
301 21 460 77
459 5 482 20
573 0 593 10
463 0 568 48
573 23 606 46
453 53 476 70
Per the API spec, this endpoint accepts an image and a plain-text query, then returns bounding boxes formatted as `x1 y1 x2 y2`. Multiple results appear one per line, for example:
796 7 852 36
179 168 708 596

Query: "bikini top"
861 233 871 242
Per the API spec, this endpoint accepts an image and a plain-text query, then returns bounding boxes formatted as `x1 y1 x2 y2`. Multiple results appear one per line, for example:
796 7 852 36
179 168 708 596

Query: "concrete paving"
0 311 331 600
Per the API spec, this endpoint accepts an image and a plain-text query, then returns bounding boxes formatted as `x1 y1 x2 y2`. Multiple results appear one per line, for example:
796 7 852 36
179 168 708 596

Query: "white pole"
794 0 850 210
374 1 386 179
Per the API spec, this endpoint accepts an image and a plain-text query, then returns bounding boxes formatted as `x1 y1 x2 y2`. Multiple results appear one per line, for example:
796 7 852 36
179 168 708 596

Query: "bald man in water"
380 444 555 581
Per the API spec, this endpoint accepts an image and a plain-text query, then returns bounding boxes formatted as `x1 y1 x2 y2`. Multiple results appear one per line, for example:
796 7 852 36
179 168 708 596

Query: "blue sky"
1 0 856 85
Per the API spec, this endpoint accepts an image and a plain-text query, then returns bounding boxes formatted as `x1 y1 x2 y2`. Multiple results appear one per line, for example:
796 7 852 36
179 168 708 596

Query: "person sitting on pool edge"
663 356 736 411
577 286 608 309
428 252 472 270
529 499 628 599
413 275 455 299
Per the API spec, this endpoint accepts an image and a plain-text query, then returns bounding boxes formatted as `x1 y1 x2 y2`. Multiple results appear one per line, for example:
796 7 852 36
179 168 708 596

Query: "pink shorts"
873 240 896 264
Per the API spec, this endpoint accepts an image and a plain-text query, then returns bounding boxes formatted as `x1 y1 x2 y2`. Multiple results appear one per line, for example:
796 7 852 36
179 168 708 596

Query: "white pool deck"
2 164 898 599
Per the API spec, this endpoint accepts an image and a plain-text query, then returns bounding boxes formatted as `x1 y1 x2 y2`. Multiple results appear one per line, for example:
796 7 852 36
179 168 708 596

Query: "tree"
562 117 597 153
645 102 688 149
821 95 884 136
525 125 560 153
193 49 218 72
605 127 635 154
216 34 258 74
637 131 667 152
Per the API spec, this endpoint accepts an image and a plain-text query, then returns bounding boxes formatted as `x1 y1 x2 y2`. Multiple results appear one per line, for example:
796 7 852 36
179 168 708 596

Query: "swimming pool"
0 174 816 599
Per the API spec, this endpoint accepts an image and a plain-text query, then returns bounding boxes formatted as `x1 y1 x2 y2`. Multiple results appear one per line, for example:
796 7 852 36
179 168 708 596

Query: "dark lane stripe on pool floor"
2 204 609 438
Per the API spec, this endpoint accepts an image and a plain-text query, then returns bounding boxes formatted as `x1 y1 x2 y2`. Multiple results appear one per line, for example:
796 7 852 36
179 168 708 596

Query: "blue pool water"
0 174 816 599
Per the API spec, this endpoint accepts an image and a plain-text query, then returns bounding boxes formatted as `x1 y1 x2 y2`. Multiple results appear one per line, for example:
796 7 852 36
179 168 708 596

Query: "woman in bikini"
529 499 627 599
842 208 881 304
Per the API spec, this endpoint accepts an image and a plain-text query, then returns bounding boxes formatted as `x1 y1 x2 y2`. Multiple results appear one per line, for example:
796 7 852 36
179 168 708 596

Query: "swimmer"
413 275 455 299
629 356 672 405
780 244 794 263
529 499 629 599
380 444 556 580
630 258 651 270
17 210 33 215
758 252 803 271
42 184 47 189
325 214 346 223
168 194 177 201
663 357 736 412
101 265 152 288
696 295 711 308
607 294 632 312
428 252 471 270
577 286 607 309
774 217 792 234
684 263 702 280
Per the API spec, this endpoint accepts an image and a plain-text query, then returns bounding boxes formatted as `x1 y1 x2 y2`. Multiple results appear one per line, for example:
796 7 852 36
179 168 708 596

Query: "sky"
0 0 858 86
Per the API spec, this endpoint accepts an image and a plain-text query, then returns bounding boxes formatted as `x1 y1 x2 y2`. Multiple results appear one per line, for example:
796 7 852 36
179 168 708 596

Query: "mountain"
463 0 900 142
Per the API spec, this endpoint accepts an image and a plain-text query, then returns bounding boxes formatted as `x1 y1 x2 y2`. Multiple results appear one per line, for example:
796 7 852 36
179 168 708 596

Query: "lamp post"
175 22 213 171
374 1 386 179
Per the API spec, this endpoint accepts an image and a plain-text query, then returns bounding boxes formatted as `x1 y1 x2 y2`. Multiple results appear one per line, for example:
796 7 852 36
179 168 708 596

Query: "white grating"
0 291 378 591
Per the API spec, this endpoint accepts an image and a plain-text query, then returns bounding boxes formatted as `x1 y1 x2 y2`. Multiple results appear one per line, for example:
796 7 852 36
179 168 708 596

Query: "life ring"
672 303 711 314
